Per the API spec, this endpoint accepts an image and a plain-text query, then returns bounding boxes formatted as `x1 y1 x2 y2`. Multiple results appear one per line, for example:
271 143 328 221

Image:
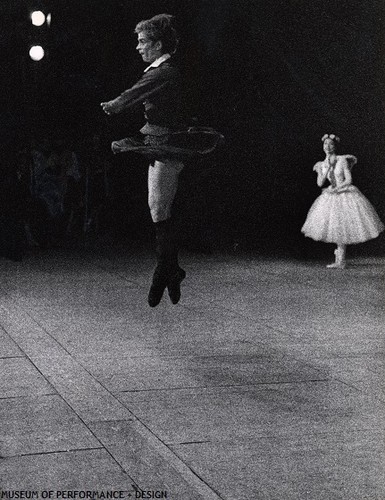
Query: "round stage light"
29 45 45 61
31 11 46 26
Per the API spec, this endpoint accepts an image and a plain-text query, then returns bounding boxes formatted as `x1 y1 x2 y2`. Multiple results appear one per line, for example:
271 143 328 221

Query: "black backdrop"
2 0 385 255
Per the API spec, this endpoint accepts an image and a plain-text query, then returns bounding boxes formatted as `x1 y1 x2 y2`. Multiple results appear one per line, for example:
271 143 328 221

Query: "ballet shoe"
326 249 346 269
148 267 168 307
148 283 167 307
167 268 186 305
326 262 346 269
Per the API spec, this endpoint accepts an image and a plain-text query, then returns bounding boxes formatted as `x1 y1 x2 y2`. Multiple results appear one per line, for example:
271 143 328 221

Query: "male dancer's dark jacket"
105 57 185 138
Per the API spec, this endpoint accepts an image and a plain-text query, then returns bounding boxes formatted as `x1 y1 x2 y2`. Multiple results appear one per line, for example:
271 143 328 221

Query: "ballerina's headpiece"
322 134 340 143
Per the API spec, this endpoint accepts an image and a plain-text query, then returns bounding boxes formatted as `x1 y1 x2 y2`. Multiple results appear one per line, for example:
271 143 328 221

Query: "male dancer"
101 14 186 307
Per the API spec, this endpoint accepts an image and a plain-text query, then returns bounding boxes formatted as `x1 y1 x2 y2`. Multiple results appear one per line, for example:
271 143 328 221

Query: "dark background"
1 0 384 257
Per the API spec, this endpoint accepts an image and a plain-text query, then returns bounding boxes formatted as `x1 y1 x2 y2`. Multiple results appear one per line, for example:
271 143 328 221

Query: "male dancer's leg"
147 159 185 307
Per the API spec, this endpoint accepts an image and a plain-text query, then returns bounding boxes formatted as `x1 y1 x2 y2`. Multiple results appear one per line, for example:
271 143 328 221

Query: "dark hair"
135 13 179 54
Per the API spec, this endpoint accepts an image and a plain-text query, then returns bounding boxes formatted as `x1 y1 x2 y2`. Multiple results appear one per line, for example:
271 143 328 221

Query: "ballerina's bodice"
324 156 350 188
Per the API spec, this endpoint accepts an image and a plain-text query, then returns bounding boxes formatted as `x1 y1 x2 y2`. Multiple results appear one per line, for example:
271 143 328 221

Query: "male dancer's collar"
144 53 171 73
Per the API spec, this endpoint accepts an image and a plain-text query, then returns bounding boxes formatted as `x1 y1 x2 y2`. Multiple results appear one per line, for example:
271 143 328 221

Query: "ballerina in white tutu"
301 134 384 268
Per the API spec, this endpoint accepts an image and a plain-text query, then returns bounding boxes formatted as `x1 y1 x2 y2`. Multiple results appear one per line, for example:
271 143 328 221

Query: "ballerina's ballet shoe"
326 262 346 269
326 249 346 269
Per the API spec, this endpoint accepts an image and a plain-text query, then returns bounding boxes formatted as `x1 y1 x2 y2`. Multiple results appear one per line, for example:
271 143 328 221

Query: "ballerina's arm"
313 162 329 187
335 157 352 189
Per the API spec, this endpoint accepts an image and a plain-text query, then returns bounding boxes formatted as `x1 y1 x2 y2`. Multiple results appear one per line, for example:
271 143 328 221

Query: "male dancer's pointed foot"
167 268 186 305
148 267 168 307
148 283 167 307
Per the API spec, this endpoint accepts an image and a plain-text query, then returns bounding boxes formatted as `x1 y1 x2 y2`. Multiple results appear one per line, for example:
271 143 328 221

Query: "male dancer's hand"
100 102 113 115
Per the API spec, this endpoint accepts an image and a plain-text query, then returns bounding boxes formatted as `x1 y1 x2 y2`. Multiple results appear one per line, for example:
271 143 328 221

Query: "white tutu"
301 185 384 244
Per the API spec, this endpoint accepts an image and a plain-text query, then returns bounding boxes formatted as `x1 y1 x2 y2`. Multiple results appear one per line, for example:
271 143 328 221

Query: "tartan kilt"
110 127 224 161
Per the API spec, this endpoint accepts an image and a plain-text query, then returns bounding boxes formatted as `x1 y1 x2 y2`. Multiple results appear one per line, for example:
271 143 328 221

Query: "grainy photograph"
1 1 384 499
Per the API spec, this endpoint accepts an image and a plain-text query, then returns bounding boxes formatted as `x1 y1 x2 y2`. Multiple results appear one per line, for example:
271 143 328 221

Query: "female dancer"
302 134 384 268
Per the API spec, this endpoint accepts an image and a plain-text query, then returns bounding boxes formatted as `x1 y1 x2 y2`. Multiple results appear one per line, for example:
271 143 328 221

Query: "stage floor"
1 246 384 499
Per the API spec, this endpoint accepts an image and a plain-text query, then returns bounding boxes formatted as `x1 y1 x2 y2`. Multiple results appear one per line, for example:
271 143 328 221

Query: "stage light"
46 13 51 27
29 45 45 61
31 10 46 26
